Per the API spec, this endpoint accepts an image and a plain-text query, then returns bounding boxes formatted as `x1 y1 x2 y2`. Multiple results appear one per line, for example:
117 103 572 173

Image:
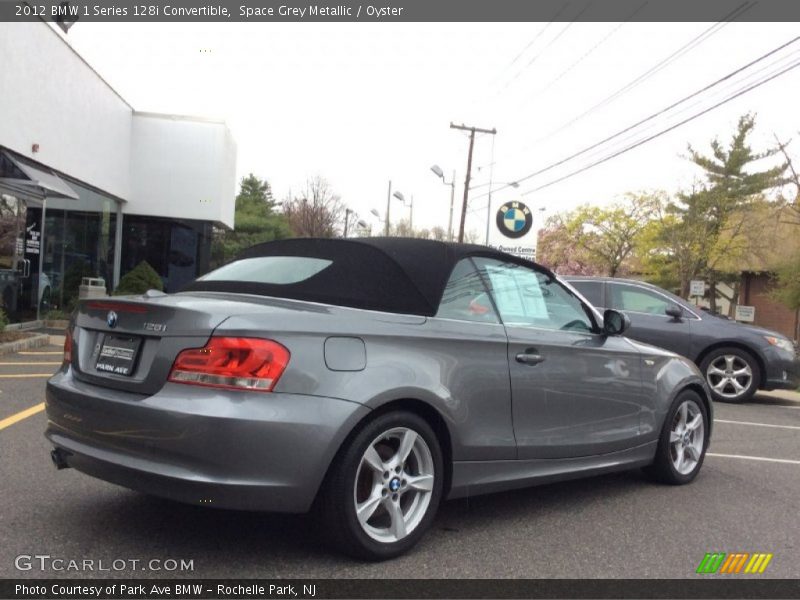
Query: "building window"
120 215 212 293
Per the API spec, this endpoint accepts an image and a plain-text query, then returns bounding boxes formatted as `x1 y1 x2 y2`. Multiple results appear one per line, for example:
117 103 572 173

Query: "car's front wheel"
700 346 760 403
319 411 444 560
645 389 709 484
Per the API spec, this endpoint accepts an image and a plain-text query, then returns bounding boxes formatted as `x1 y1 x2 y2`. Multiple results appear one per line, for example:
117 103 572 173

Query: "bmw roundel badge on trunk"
497 201 533 239
107 311 118 328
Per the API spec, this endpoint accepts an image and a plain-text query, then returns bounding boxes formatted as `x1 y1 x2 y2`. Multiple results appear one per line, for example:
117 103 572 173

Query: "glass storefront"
1 149 121 321
1 149 217 322
121 215 212 293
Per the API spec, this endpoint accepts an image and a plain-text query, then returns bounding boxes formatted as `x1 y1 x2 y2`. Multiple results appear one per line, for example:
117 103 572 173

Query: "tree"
537 194 655 276
536 214 603 275
677 114 787 311
212 174 291 267
772 253 800 310
635 190 713 295
283 175 344 237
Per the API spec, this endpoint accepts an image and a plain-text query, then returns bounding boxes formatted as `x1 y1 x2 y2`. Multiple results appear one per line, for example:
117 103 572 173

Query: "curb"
0 333 51 357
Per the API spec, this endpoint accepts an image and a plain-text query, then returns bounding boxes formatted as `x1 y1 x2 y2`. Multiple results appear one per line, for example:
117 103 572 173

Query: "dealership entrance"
0 150 79 322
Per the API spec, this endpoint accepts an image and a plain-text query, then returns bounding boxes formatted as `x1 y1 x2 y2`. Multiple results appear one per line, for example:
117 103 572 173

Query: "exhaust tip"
50 448 71 470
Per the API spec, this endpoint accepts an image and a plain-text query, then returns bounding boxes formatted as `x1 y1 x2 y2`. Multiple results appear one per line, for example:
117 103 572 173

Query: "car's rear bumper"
45 369 370 513
761 347 800 391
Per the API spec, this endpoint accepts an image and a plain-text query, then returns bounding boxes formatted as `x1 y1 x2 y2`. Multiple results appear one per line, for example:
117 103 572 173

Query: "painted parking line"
0 403 45 431
18 351 62 356
707 452 800 466
0 374 53 379
715 419 800 431
0 362 61 366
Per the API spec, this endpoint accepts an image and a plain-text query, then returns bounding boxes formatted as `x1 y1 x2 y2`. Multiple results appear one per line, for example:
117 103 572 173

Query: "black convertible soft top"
182 237 547 316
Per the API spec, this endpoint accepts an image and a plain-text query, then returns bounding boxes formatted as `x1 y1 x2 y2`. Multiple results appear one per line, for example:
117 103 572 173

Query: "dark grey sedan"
565 277 799 404
47 238 712 560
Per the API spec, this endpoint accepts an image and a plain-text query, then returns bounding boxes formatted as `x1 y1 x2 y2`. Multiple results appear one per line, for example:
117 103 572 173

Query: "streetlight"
343 209 371 238
484 181 519 245
431 164 455 241
393 191 413 230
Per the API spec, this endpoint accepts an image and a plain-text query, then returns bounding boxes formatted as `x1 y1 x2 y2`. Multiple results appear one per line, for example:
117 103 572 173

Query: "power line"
519 57 800 196
532 1 755 144
497 2 592 94
524 1 648 104
474 35 800 201
564 46 800 168
504 7 566 70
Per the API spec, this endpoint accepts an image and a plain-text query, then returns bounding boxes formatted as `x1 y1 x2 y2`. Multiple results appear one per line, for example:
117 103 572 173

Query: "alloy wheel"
353 427 434 543
669 399 705 475
706 354 753 400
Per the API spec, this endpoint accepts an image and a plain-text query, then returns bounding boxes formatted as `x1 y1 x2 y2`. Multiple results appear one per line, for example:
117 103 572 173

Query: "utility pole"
450 122 496 243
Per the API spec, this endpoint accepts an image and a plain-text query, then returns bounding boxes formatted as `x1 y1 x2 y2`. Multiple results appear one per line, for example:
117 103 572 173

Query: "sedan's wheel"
700 347 760 403
319 411 443 560
644 389 708 485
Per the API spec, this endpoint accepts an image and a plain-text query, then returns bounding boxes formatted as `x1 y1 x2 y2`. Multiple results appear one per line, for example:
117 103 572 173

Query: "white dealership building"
0 19 236 322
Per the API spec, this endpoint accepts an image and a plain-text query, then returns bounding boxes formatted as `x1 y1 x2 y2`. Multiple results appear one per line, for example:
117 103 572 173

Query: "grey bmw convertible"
46 238 712 560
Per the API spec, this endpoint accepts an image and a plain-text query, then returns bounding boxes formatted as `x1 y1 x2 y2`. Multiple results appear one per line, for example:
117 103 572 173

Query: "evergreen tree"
211 174 292 268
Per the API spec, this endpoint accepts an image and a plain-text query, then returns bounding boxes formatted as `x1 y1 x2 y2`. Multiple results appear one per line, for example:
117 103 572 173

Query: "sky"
62 21 800 243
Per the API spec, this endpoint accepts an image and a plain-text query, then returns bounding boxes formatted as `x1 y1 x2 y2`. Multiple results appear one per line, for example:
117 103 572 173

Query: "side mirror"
603 309 630 336
665 304 683 319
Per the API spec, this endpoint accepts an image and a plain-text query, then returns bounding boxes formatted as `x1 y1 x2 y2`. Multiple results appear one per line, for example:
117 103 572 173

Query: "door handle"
515 351 545 365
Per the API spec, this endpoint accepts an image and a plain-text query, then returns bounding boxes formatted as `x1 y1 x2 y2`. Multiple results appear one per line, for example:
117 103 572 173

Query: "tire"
318 410 444 561
699 346 760 404
644 389 709 485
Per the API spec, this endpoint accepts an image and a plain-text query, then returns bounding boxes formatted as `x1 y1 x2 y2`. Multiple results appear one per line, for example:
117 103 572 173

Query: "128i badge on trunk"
95 335 142 376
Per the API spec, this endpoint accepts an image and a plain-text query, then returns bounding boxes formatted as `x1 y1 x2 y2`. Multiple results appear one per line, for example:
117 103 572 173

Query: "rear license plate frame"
95 334 142 377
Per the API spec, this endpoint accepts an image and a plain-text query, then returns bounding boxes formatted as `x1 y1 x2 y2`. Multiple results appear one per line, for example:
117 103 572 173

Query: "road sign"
735 305 755 322
690 280 705 297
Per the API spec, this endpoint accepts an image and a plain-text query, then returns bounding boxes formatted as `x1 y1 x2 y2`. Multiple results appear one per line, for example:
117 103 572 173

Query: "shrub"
114 261 164 296
44 309 71 321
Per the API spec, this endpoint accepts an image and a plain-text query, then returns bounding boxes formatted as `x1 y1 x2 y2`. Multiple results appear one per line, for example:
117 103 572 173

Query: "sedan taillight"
168 337 290 392
63 329 73 365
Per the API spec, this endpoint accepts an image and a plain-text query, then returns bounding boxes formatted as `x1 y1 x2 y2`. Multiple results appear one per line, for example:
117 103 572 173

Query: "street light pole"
447 171 455 241
385 179 392 236
430 165 457 241
344 208 352 238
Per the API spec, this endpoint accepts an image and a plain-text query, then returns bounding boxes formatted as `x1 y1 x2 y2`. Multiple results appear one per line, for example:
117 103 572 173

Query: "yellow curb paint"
0 362 61 366
0 403 45 431
0 374 53 378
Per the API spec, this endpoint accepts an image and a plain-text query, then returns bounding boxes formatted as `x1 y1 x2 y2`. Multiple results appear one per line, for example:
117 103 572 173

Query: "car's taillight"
63 328 73 365
168 337 290 392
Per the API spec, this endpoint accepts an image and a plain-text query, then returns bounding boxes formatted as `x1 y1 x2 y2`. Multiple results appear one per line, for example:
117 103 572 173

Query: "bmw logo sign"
107 311 118 329
389 477 401 492
496 201 533 239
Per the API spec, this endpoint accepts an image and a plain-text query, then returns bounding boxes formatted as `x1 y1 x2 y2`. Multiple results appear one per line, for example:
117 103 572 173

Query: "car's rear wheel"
700 346 760 403
319 411 444 560
644 389 708 485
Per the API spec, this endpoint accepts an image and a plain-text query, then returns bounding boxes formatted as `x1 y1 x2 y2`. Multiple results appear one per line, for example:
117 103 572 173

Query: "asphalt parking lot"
1 345 798 579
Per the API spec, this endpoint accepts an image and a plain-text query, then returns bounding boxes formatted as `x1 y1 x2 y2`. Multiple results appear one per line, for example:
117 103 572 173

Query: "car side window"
435 259 500 323
568 280 604 307
609 283 668 315
474 258 595 332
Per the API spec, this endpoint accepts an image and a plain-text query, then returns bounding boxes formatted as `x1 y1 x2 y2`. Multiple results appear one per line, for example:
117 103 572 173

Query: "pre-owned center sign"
491 200 536 260
496 201 533 239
